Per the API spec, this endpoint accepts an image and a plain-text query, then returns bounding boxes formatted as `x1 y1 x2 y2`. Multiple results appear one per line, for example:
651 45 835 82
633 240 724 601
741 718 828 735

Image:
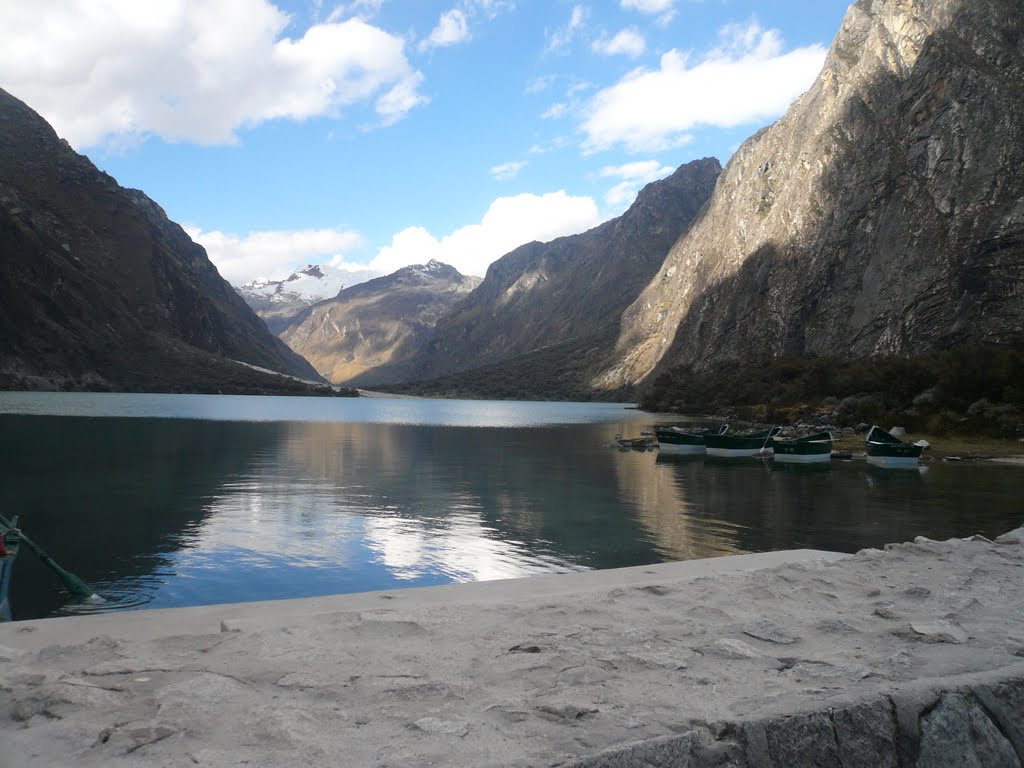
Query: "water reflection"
2 402 1023 621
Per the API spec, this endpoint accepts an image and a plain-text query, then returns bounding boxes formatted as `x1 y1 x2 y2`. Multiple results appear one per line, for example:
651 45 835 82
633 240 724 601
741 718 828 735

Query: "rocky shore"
1 530 1022 767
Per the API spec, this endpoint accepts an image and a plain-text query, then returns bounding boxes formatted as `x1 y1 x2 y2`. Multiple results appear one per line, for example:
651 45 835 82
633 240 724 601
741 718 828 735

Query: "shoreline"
2 530 1023 766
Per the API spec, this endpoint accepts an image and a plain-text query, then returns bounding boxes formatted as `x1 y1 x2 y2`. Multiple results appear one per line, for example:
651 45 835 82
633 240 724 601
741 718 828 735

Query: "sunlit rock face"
410 158 722 383
598 0 1024 390
0 88 322 391
279 261 480 386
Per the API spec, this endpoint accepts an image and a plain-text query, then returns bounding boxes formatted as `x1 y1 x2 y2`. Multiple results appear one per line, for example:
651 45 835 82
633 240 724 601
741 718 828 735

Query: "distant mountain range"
311 0 1023 398
238 263 383 334
255 158 719 390
4 0 1020 401
0 88 333 394
279 260 480 386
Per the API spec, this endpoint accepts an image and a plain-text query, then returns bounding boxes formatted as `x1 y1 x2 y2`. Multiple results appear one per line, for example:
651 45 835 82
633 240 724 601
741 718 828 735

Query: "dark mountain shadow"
0 88 324 393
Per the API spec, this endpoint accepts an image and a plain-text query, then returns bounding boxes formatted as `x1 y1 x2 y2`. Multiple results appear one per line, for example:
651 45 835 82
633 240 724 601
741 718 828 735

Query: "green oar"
0 513 96 598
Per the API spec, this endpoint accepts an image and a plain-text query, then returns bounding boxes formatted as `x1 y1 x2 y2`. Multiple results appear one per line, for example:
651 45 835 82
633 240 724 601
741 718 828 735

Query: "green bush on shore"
640 337 1024 438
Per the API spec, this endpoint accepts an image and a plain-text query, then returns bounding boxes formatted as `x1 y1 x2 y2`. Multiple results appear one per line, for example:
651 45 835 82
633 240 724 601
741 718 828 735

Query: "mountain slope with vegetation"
0 88 331 394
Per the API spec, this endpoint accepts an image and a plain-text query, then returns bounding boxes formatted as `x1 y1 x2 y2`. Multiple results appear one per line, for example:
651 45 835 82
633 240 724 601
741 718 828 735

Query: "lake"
2 392 1022 621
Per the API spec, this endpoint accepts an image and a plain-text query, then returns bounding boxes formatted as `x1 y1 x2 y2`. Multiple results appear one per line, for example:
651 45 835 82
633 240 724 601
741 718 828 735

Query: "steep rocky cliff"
0 88 325 393
410 158 721 382
279 260 480 386
599 0 1024 390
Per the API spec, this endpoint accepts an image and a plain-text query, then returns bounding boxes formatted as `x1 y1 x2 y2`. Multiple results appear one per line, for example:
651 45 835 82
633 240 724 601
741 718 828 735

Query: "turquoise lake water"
1 392 1021 620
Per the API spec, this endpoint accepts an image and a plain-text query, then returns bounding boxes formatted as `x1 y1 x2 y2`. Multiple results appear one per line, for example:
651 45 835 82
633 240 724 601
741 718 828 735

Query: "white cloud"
376 71 428 125
525 75 557 94
365 192 602 277
490 161 527 180
327 0 384 22
191 192 601 284
581 21 827 153
469 0 518 18
600 160 674 180
186 226 365 285
540 80 591 120
599 160 675 208
546 5 588 53
592 28 645 57
566 80 594 98
0 1 427 148
420 9 470 51
542 102 571 120
621 0 673 11
527 136 572 154
620 0 676 25
618 0 675 13
417 1 516 52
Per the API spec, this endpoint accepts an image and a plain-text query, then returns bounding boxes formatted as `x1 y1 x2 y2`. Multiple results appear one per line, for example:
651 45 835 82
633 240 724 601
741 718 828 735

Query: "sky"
1 0 853 286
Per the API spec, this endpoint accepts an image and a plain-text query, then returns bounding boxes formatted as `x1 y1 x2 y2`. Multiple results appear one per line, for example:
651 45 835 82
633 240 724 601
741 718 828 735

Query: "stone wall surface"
1 530 1022 767
568 669 1024 767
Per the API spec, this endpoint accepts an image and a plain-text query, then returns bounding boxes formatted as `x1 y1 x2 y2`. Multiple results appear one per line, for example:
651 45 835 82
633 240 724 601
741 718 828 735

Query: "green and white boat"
0 516 20 622
704 426 782 458
655 424 728 455
771 432 833 464
865 426 927 468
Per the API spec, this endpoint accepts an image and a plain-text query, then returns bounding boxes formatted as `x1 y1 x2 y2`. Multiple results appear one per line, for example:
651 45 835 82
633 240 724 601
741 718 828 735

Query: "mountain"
237 263 383 334
0 88 329 394
279 260 480 386
598 0 1024 391
404 158 722 387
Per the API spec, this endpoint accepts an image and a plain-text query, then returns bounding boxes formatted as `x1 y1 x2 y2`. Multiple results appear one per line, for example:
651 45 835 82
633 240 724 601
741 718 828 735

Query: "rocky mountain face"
408 158 722 384
238 263 383 334
279 260 480 386
0 88 325 393
599 0 1024 391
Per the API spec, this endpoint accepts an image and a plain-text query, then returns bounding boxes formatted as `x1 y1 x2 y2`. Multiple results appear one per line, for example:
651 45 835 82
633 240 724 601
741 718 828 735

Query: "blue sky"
2 0 852 284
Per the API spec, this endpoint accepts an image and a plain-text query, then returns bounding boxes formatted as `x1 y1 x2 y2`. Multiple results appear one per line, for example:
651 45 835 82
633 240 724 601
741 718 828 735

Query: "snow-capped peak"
238 263 380 305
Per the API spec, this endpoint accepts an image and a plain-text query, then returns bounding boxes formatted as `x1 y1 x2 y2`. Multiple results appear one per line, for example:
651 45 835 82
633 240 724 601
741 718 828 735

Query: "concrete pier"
1 530 1022 767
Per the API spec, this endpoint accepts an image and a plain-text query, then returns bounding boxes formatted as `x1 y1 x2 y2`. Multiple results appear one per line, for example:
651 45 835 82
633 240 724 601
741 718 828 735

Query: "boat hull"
774 449 832 464
866 453 922 469
658 442 706 455
772 433 832 464
655 425 728 455
704 429 779 457
706 446 773 458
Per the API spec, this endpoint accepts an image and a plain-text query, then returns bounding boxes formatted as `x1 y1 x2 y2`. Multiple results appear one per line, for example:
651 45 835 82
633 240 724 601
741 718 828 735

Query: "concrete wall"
571 666 1024 767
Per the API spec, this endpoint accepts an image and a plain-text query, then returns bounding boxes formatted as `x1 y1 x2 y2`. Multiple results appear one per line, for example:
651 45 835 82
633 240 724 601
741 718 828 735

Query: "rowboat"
772 431 833 464
655 424 728 455
865 426 928 468
704 427 782 457
0 516 20 622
